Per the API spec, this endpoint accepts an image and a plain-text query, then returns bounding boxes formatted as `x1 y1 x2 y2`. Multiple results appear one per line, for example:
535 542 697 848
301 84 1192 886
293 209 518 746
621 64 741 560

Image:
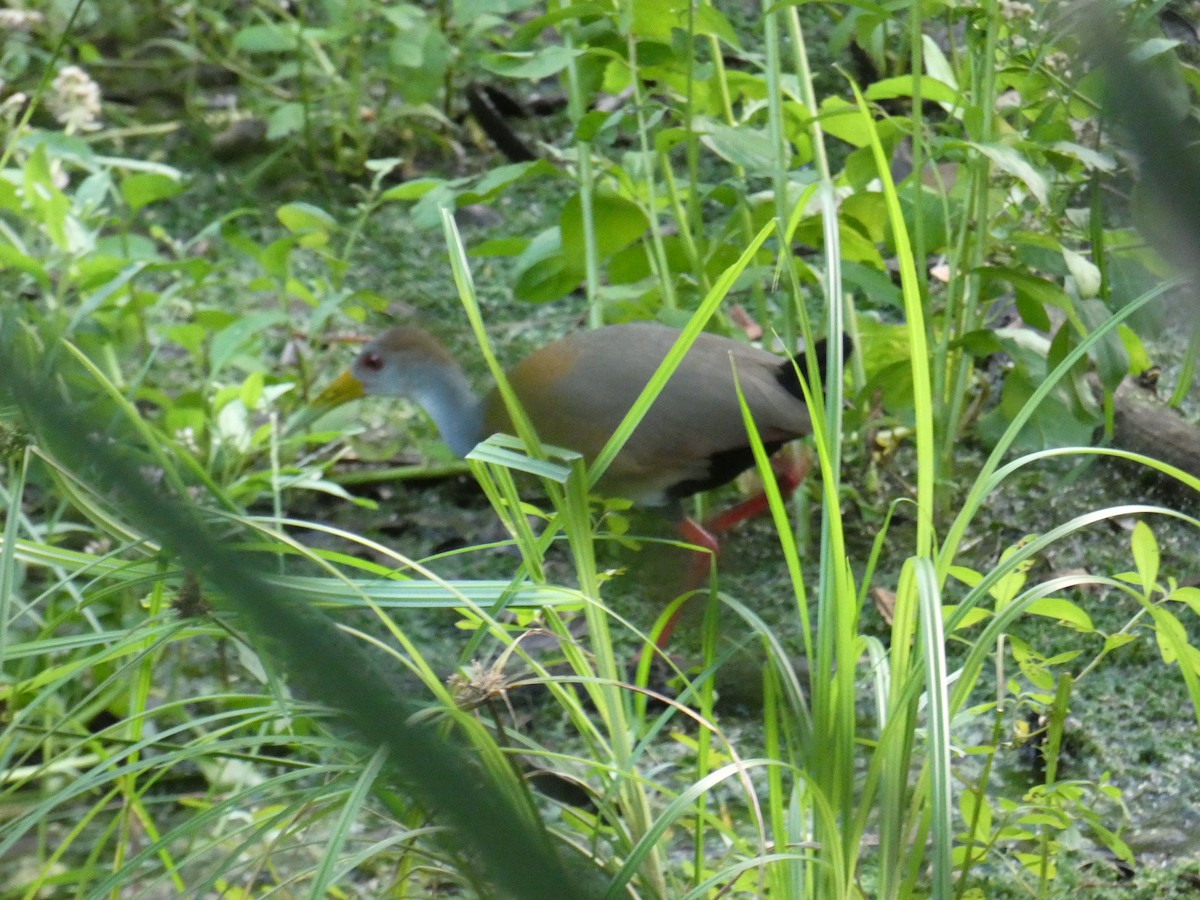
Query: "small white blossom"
84 537 112 556
1044 51 1071 75
999 0 1034 19
48 159 68 189
1071 117 1099 145
47 65 102 134
0 9 44 31
175 427 200 454
0 91 25 121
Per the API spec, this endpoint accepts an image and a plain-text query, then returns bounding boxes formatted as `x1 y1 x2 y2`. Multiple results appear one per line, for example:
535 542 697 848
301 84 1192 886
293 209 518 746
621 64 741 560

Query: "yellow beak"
312 369 365 409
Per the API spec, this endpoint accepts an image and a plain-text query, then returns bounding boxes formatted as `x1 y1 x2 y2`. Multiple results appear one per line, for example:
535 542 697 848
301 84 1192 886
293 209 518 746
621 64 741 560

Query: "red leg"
702 449 811 536
655 450 811 649
679 515 718 590
650 516 717 648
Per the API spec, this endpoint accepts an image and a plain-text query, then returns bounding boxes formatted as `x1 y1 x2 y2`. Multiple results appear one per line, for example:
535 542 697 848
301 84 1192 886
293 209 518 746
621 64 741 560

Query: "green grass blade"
939 278 1184 575
587 219 775 488
915 557 953 899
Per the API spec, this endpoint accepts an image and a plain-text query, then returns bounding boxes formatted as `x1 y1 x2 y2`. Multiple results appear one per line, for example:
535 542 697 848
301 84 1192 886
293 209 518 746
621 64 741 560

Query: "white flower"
1044 51 1071 75
47 65 102 133
175 427 200 454
0 9 45 31
999 0 1034 19
0 91 25 124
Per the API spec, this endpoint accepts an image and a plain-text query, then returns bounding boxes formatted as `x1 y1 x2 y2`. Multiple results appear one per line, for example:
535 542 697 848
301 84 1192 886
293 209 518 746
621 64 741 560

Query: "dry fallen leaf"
873 586 897 625
730 304 763 341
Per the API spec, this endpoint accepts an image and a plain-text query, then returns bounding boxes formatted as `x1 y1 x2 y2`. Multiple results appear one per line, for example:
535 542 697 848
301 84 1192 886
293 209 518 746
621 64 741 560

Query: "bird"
315 321 828 641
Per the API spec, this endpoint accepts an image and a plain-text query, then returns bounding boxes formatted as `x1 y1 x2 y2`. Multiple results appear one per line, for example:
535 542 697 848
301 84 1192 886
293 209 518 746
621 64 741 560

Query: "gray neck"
415 366 485 458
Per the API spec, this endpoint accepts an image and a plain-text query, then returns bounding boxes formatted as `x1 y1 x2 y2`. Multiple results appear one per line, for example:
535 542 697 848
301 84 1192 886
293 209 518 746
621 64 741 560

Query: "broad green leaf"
1150 606 1195 669
410 183 461 229
840 192 889 243
0 176 20 213
388 26 450 104
628 0 724 42
969 142 1048 206
959 790 993 839
976 361 1099 451
232 23 299 52
841 260 903 308
195 308 239 331
470 237 528 257
1020 812 1070 829
384 8 433 66
0 243 51 289
210 311 290 376
1131 520 1159 595
560 191 648 272
996 826 1035 841
792 217 885 268
991 569 1025 608
167 323 206 357
574 109 612 142
696 121 781 174
818 96 873 147
379 3 424 29
980 267 1072 310
865 75 960 105
1130 36 1184 63
947 565 982 587
944 605 990 629
258 235 301 279
240 371 264 411
24 144 70 249
512 228 576 303
992 538 1034 608
285 276 317 305
1017 657 1055 691
1048 141 1117 173
1167 586 1200 615
267 102 305 139
1042 649 1082 666
1102 633 1137 653
381 177 446 202
923 34 959 93
121 172 183 213
277 202 335 236
694 5 739 46
294 25 344 48
460 160 556 203
481 47 581 79
454 0 542 20
1116 324 1152 375
1025 598 1094 632
93 234 161 262
1078 298 1129 392
215 396 251 453
1062 247 1101 299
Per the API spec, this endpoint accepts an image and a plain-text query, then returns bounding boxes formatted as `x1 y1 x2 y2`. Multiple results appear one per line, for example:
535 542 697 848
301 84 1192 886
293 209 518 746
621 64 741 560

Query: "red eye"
361 352 384 372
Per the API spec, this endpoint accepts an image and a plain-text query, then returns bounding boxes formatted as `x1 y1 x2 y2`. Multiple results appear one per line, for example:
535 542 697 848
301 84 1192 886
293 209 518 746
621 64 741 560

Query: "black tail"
776 334 853 399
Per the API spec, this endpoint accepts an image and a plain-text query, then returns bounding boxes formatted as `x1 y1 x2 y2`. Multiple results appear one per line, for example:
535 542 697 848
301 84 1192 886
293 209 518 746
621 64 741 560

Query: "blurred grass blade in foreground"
0 320 595 900
1083 7 1200 285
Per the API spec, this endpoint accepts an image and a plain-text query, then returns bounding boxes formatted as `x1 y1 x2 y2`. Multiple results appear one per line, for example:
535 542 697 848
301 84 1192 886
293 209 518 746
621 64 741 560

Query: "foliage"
2 0 1200 898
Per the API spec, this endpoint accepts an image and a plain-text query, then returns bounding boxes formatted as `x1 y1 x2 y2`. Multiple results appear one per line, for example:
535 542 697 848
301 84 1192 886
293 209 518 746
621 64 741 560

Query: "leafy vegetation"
2 0 1200 897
